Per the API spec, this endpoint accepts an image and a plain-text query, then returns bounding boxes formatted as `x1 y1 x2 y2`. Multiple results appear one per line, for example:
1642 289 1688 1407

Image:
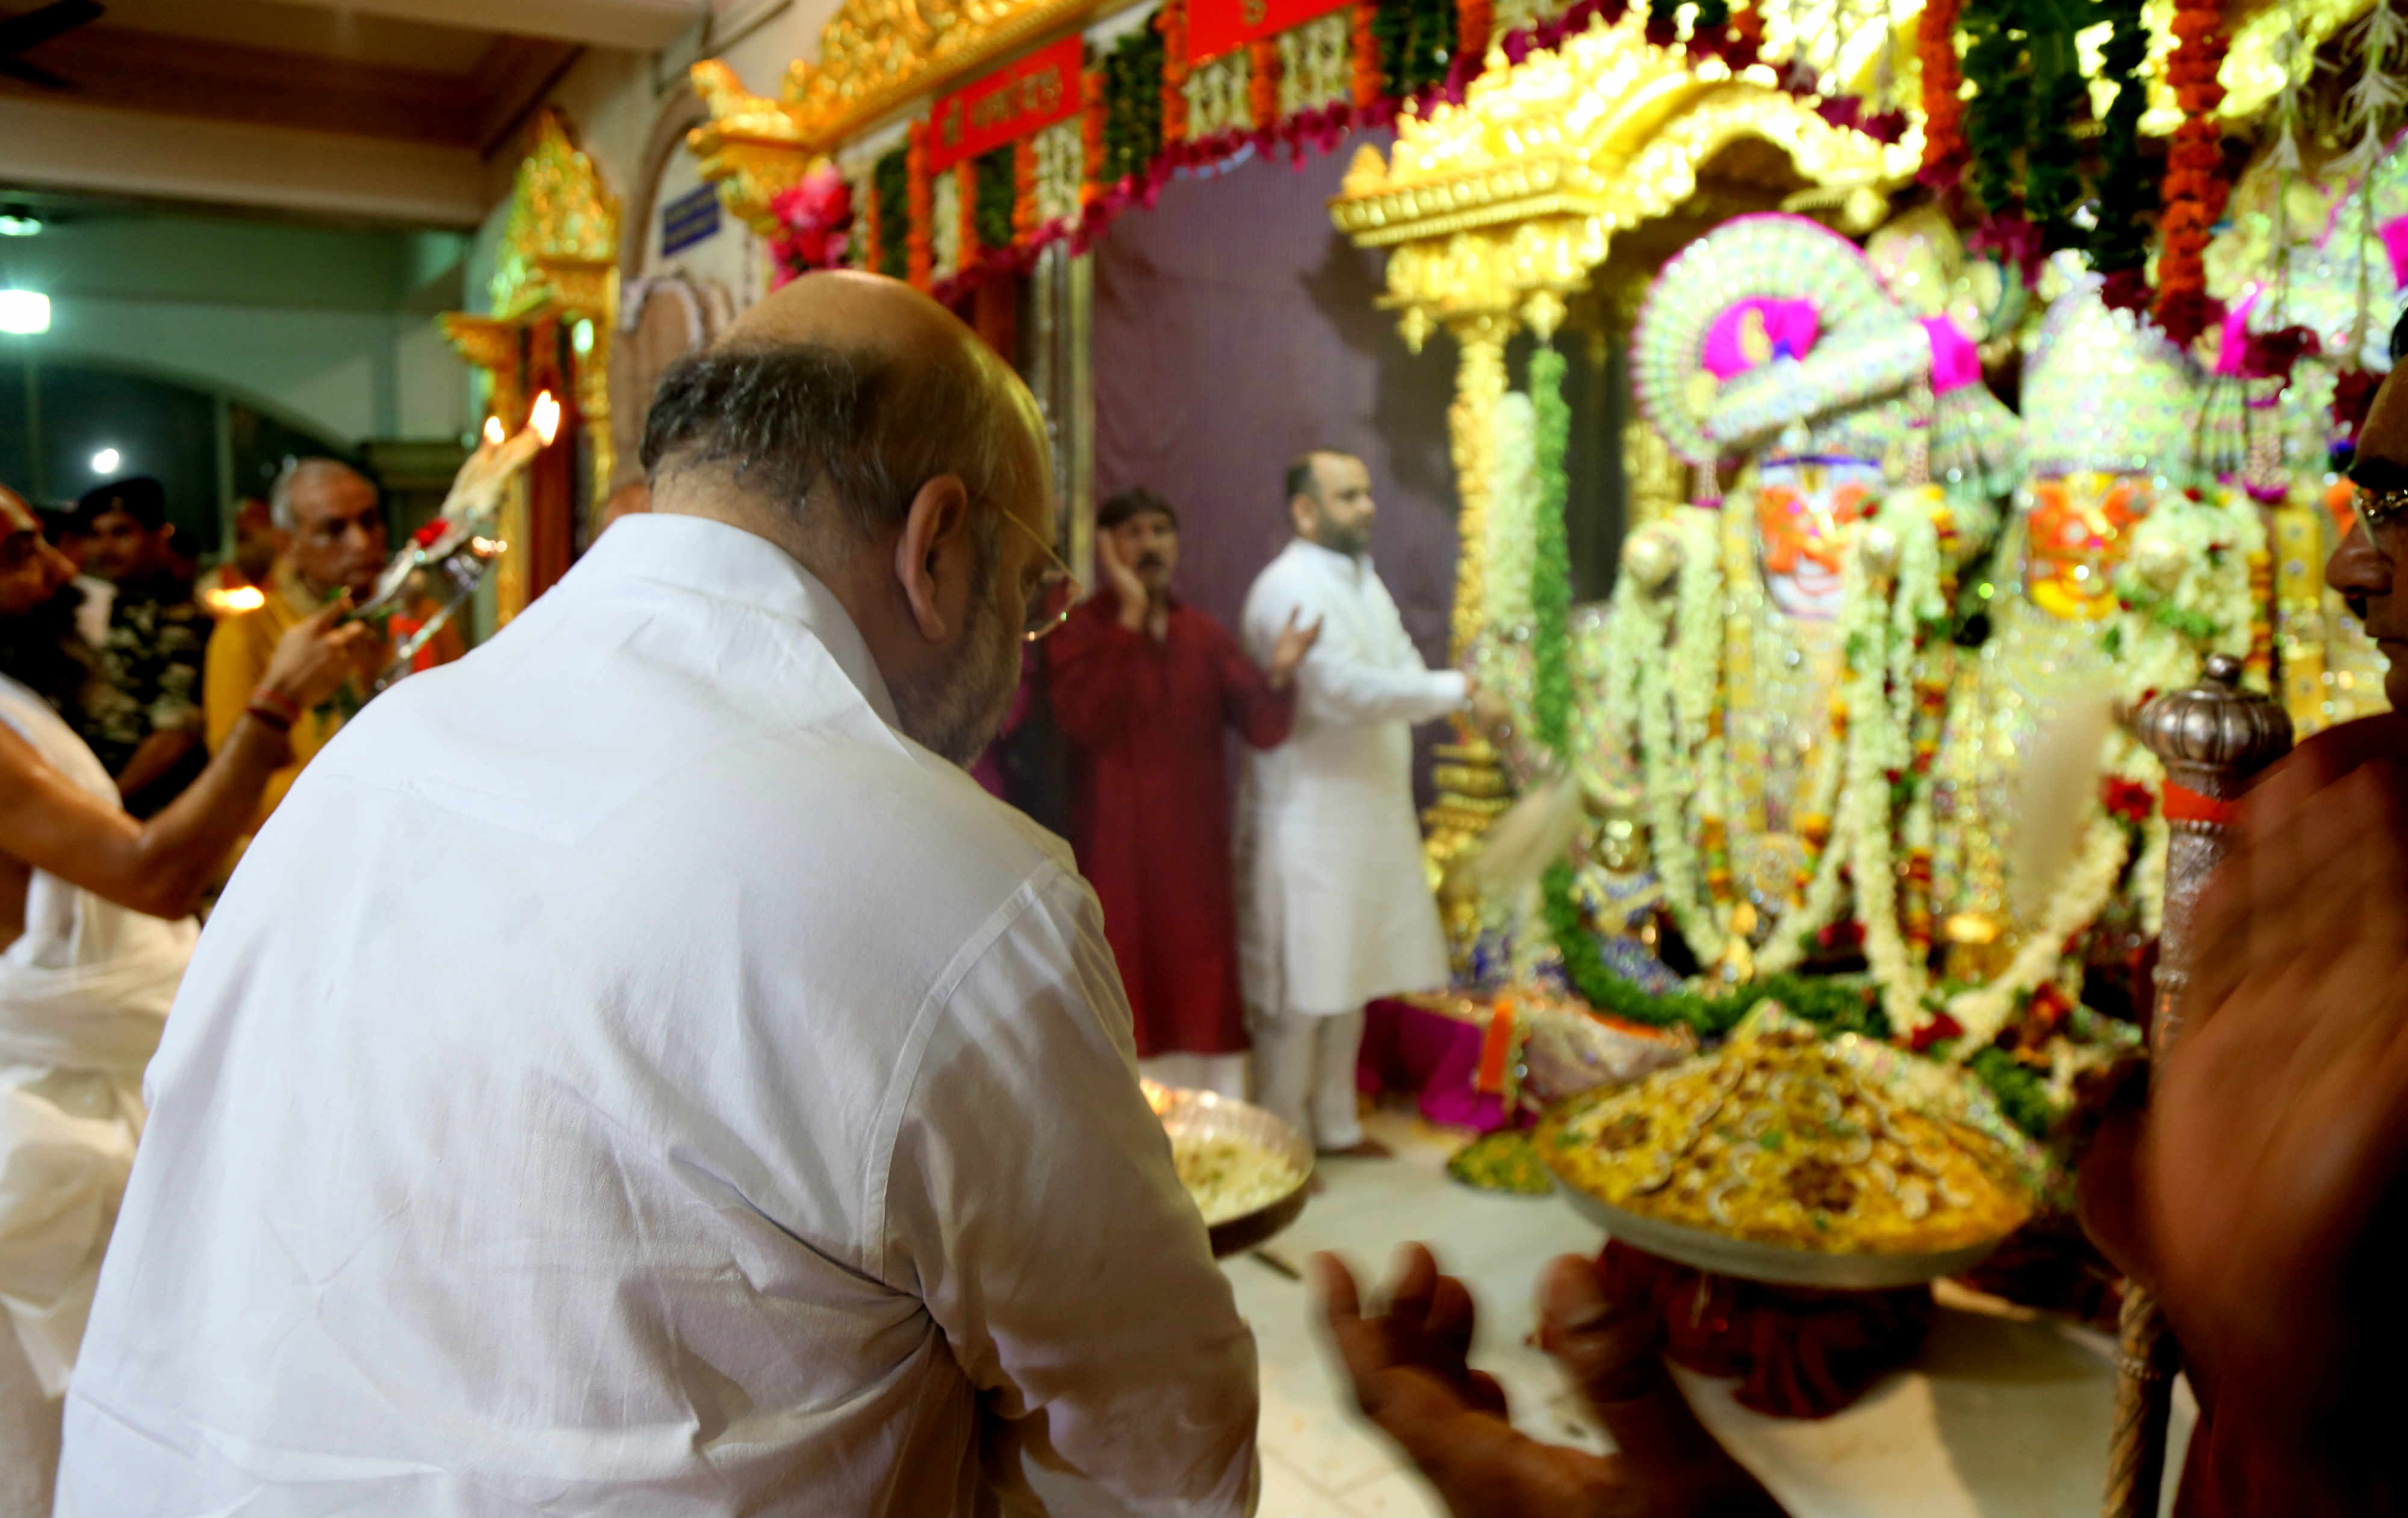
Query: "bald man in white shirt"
57 273 1259 1517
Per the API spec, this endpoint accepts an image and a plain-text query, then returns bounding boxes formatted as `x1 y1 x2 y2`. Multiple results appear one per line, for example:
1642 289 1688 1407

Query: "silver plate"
1551 1178 2011 1290
1147 1083 1314 1259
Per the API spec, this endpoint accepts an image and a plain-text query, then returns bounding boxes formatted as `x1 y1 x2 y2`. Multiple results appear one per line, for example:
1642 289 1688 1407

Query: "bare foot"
1322 1138 1393 1160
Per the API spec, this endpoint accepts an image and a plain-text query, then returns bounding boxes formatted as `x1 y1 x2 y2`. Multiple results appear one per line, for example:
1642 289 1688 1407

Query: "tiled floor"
1226 1106 2191 1518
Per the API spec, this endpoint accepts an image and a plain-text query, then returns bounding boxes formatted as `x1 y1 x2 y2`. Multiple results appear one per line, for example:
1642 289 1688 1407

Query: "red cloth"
1049 594 1295 1057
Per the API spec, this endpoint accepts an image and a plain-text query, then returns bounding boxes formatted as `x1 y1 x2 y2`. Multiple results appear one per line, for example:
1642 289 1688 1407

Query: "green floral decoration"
2087 0 2154 275
1375 0 1446 100
973 146 1017 256
1529 345 1573 753
1966 1047 2053 1140
2022 9 2088 251
1101 25 1164 185
874 146 911 282
1959 0 2025 220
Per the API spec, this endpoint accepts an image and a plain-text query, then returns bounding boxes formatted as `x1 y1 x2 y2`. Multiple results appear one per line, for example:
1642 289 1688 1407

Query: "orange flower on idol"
1755 482 1869 576
2026 477 2146 621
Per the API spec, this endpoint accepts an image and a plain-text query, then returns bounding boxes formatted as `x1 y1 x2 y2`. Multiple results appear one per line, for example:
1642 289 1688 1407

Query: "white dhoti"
1249 1009 1366 1151
0 676 188 1516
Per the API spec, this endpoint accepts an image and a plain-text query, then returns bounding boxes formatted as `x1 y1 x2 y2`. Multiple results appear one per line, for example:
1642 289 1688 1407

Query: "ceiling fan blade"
0 54 73 90
0 1 104 55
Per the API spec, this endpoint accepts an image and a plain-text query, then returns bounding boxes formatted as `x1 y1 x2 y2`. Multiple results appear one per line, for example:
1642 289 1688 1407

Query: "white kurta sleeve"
883 866 1260 1518
1244 585 1465 727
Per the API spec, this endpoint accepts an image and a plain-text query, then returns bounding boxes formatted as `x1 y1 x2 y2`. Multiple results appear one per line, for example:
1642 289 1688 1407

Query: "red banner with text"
1187 0 1352 64
926 36 1085 173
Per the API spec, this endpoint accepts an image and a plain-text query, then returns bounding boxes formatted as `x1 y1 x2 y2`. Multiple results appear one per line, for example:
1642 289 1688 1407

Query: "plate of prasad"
1536 1005 2043 1290
1143 1081 1314 1258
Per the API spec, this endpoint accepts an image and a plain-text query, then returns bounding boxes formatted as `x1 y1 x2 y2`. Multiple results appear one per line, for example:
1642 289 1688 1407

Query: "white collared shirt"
57 515 1259 1517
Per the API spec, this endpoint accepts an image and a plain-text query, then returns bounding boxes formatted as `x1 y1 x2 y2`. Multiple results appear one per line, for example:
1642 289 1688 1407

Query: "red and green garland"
858 0 1901 303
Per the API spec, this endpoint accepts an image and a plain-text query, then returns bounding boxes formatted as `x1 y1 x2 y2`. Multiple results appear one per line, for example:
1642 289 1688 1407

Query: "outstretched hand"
1316 1245 1784 1518
1269 608 1323 690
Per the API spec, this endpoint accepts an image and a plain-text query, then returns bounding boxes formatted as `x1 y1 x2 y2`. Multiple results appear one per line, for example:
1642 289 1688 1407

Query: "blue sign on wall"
660 185 721 257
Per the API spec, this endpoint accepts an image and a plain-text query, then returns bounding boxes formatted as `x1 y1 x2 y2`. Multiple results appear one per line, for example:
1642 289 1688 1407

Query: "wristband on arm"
246 685 301 733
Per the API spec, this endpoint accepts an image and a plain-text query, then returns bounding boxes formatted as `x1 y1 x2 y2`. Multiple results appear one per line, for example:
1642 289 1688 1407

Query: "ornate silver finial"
2134 655 2294 798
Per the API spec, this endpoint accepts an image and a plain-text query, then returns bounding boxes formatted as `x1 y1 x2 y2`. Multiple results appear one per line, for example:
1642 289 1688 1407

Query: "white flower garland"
1277 11 1354 116
930 170 963 281
1486 393 1539 632
1032 120 1086 226
1185 52 1253 138
1628 507 1730 965
2108 485 2266 711
1942 807 2132 1053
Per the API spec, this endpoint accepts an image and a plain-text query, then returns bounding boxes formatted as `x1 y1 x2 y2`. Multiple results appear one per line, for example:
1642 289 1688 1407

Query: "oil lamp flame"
531 391 561 446
482 415 505 447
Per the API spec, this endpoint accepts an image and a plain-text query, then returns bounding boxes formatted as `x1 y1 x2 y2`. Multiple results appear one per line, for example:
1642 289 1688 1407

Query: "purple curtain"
1090 135 1460 670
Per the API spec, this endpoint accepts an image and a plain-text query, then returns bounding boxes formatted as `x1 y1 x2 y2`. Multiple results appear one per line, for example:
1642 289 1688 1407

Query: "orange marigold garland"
905 120 933 290
1916 0 1966 193
1457 0 1492 69
1013 135 1039 241
2154 0 2232 347
1159 0 1190 146
1247 37 1280 129
1081 67 1106 210
1351 0 1382 109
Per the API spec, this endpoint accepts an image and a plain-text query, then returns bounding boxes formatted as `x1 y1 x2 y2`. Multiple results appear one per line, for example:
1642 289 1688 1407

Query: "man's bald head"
639 272 1047 560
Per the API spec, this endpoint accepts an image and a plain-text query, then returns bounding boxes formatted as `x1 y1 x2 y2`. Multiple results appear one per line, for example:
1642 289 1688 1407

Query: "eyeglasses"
990 503 1079 642
2352 483 2408 548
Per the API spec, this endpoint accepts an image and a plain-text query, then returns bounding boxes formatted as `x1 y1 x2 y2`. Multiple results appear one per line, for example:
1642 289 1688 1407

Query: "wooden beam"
0 95 486 227
259 0 704 50
0 25 486 147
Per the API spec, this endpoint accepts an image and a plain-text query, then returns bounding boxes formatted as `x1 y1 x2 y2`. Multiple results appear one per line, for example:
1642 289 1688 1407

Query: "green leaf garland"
1959 0 2025 220
1530 345 1574 753
874 146 911 281
974 145 1017 255
2087 0 2154 275
1102 25 1164 184
2022 11 2088 251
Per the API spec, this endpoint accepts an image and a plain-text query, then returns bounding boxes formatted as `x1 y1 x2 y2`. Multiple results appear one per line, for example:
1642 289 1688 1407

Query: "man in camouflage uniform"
75 477 209 817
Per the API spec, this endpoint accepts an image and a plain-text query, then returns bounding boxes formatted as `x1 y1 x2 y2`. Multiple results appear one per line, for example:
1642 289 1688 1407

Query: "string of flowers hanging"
1915 0 1966 194
2153 0 2232 346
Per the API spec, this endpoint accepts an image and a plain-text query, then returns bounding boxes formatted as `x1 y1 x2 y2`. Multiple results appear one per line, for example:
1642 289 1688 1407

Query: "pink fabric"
1090 135 1458 689
2214 283 2263 378
2383 216 2408 288
1700 298 1819 378
1922 316 1982 394
1354 998 1513 1133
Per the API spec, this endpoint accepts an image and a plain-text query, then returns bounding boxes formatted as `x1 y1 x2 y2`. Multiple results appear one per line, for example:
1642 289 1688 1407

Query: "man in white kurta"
55 275 1258 1517
1238 451 1466 1155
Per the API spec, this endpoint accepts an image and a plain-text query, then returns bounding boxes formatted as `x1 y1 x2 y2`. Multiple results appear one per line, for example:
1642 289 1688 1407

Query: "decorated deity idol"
1598 213 2016 981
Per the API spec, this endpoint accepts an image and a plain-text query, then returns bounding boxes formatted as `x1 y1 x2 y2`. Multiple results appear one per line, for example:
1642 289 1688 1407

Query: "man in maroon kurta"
1050 488 1320 1097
